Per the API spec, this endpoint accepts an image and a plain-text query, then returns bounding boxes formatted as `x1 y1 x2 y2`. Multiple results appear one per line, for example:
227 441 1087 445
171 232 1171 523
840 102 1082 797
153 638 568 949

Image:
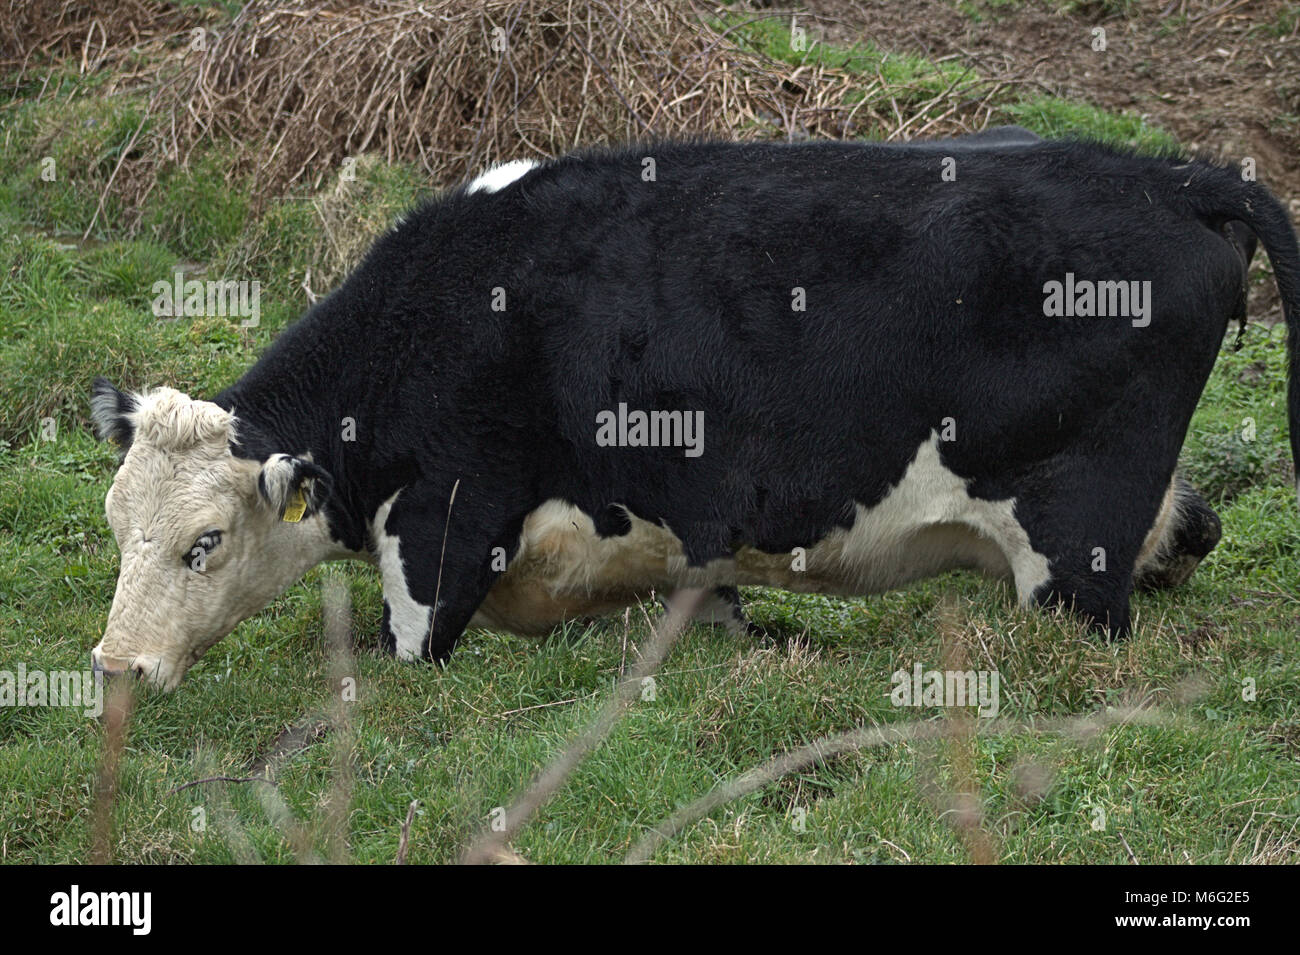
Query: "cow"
88 134 1300 689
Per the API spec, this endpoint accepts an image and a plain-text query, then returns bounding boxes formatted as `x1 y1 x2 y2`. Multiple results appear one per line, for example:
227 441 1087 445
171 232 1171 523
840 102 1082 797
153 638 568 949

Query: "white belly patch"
470 433 1052 635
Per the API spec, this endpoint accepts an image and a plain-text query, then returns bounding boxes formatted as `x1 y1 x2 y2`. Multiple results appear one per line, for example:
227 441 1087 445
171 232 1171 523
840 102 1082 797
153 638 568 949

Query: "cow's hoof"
1134 496 1222 592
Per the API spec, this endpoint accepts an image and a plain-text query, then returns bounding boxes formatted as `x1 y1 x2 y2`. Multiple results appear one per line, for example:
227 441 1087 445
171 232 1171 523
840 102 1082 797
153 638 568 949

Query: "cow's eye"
186 531 222 572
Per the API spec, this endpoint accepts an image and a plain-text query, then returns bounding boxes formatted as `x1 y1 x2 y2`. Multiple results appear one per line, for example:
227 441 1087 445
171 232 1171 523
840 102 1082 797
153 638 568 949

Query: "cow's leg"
372 484 528 662
1009 466 1177 638
1034 563 1134 638
677 585 754 636
1133 476 1221 590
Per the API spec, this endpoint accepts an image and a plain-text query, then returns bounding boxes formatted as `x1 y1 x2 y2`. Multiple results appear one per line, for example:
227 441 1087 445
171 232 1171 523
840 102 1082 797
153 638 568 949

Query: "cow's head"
89 379 335 689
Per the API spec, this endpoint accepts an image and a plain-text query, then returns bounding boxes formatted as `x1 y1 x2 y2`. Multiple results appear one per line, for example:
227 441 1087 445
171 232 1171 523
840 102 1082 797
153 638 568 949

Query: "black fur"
89 377 138 452
201 136 1300 659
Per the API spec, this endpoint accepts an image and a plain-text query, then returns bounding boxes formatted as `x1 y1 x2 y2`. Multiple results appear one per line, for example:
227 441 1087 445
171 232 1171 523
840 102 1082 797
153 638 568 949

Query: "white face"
90 386 338 690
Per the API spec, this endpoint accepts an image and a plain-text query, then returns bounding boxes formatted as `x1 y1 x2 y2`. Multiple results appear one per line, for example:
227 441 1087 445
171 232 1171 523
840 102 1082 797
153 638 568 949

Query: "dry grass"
163 0 907 198
6 0 1022 220
0 0 188 76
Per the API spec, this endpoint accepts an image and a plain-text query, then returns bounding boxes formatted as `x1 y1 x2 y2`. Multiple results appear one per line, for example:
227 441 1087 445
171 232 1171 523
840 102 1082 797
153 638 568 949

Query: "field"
1 0 1299 864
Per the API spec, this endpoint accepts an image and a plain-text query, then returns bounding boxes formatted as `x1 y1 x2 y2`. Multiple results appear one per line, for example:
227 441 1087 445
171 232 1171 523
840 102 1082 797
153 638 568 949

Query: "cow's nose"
91 648 136 678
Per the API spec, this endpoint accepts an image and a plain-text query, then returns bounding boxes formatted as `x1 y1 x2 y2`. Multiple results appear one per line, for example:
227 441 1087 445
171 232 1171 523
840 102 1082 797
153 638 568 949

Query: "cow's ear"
90 377 138 451
257 453 333 523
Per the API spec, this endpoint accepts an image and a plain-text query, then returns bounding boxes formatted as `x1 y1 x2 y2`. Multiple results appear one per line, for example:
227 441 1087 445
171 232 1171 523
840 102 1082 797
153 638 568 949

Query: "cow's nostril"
92 651 133 678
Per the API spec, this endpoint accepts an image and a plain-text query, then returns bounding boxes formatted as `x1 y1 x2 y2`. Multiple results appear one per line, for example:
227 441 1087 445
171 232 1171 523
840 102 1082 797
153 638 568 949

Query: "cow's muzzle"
91 647 143 680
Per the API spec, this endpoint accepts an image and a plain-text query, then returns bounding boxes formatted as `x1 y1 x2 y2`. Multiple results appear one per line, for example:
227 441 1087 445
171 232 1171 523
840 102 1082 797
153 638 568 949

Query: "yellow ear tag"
282 488 307 524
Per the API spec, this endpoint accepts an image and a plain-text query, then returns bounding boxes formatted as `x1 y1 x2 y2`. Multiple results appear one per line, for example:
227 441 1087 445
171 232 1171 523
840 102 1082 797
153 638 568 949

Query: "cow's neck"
213 316 382 555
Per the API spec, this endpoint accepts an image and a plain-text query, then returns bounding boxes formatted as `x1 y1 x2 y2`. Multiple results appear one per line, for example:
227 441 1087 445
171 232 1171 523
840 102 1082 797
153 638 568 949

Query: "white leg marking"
1134 478 1178 577
372 491 431 661
466 159 540 194
963 498 1053 606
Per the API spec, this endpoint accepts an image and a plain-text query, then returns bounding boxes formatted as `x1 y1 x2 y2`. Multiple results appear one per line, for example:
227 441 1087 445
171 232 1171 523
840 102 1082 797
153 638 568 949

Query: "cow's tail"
1180 168 1300 507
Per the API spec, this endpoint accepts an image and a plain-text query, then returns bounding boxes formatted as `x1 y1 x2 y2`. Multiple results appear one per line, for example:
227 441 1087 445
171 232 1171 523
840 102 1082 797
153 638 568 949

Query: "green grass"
0 70 151 236
725 11 1177 152
141 154 250 263
956 0 1026 24
722 13 985 127
1254 3 1300 38
998 94 1180 153
1182 322 1293 504
1 42 1296 864
215 155 429 304
1058 0 1140 19
729 15 975 95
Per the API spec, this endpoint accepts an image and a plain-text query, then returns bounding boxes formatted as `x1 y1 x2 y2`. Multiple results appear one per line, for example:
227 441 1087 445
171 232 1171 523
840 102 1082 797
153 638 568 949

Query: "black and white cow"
89 132 1299 688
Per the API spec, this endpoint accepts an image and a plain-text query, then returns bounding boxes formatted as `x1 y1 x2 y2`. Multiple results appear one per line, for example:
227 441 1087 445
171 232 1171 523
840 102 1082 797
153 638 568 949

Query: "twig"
167 775 273 795
426 477 461 645
395 800 418 864
82 102 150 241
462 588 706 864
1118 831 1139 864
625 705 1166 864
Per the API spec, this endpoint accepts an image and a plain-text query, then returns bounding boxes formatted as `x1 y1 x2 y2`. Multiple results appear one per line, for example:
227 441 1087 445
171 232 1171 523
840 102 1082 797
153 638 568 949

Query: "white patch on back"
371 490 432 661
465 159 540 194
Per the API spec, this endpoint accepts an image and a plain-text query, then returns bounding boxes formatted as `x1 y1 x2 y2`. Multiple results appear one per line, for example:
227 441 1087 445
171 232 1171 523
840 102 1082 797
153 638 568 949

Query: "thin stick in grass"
90 675 134 864
462 587 706 864
625 705 1165 864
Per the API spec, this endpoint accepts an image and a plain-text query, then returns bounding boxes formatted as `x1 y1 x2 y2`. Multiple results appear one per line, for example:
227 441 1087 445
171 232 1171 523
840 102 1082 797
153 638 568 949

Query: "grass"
0 71 151 237
999 94 1181 154
1 36 1297 864
956 0 1026 25
727 14 978 103
1255 4 1300 39
727 10 1179 152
